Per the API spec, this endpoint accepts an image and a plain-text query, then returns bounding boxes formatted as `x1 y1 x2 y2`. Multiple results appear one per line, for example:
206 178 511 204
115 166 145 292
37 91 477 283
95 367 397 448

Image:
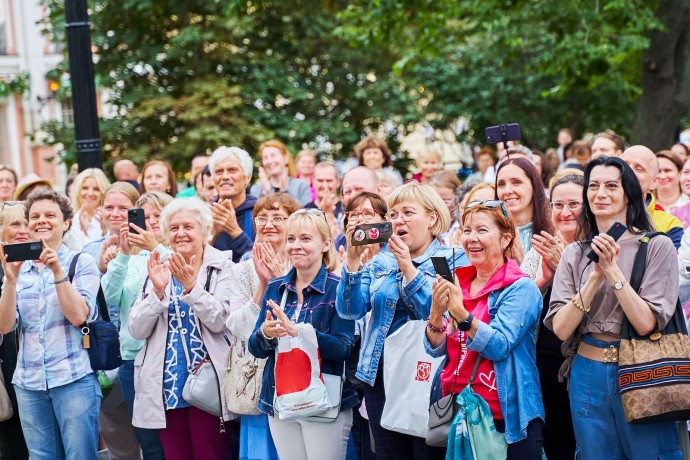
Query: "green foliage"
0 73 30 98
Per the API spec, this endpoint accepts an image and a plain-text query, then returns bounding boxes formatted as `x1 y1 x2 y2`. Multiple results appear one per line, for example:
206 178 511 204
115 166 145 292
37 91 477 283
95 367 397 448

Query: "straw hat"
14 174 53 200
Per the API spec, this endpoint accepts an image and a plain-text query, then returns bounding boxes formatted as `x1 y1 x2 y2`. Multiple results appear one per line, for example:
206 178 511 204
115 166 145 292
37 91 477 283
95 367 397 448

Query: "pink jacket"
128 245 236 428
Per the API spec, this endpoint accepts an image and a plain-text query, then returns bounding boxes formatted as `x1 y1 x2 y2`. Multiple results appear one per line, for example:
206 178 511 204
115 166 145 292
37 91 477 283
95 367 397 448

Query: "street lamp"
65 0 102 171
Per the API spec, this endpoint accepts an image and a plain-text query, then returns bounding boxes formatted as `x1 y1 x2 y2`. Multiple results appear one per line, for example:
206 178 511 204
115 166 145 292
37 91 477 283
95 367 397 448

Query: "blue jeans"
14 373 101 460
570 335 682 460
119 359 166 460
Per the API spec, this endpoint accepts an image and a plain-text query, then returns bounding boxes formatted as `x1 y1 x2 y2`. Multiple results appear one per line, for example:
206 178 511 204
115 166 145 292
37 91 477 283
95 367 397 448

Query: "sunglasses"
465 200 509 219
294 208 328 224
1 201 23 212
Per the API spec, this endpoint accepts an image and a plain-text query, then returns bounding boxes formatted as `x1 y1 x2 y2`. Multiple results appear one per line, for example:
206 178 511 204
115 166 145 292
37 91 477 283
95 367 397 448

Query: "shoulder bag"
71 253 123 371
179 267 224 418
0 357 12 422
426 335 463 447
222 286 288 415
618 232 690 423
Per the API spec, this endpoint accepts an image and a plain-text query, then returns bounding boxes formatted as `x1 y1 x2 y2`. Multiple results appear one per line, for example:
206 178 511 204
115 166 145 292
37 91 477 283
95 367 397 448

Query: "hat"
14 174 53 200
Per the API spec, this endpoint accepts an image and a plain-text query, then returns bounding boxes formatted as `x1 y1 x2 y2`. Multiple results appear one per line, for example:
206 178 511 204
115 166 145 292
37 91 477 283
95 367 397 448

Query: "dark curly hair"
25 188 74 233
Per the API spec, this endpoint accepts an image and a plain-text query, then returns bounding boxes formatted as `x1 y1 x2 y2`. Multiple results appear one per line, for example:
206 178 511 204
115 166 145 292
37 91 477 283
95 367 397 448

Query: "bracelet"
426 318 447 334
260 323 273 341
571 294 591 313
53 276 69 285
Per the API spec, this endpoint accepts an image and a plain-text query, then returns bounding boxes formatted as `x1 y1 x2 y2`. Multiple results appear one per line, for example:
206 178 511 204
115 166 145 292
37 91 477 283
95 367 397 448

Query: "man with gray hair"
209 146 257 262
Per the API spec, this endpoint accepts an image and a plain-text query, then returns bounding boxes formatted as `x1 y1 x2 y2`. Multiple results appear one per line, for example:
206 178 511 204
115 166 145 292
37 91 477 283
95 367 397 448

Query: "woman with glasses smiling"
337 182 468 460
225 193 299 460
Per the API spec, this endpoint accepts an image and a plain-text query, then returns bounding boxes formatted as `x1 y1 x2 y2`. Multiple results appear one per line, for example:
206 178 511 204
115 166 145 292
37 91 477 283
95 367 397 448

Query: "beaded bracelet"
426 318 447 334
571 294 591 313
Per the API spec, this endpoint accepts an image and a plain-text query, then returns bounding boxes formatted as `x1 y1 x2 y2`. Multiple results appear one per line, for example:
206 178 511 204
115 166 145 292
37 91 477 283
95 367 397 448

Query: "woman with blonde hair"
65 168 110 251
337 182 468 459
251 140 312 206
248 209 357 460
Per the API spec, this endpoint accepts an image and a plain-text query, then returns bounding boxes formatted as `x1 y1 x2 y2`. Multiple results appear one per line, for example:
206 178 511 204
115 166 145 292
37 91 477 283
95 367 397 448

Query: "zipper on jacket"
218 416 225 433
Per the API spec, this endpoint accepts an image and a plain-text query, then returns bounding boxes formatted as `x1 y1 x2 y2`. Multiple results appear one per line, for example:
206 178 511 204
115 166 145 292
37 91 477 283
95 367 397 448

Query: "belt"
577 341 619 363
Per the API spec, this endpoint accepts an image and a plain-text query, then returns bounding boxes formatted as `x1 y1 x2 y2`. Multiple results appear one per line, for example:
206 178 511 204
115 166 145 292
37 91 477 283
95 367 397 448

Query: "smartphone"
431 256 454 283
485 123 521 145
4 241 43 262
586 221 627 263
351 222 393 246
128 208 146 234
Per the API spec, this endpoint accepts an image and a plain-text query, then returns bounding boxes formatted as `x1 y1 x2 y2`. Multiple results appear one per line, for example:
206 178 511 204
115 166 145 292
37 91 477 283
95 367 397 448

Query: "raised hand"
211 199 242 238
168 252 198 294
269 299 298 337
128 221 158 252
147 251 170 299
531 231 564 272
0 243 23 284
99 234 119 273
39 239 63 276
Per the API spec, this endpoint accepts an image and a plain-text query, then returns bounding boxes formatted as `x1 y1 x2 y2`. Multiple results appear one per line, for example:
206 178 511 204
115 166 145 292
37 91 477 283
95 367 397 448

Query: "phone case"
4 241 43 262
351 222 392 246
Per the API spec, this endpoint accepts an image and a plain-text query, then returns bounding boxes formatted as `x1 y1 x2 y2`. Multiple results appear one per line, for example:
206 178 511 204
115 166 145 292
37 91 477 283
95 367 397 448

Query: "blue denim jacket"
424 276 545 444
336 238 468 386
247 263 359 416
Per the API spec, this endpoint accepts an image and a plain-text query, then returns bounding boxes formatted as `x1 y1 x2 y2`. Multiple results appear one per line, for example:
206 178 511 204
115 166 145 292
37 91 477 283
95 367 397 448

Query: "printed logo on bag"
354 229 365 242
275 349 313 396
415 361 432 382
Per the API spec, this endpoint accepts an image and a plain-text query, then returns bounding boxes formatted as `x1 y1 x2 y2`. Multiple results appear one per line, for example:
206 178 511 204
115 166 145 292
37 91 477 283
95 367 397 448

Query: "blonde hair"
416 150 442 164
136 191 173 212
0 203 26 240
548 168 583 190
462 183 496 207
259 140 297 177
387 182 451 237
285 210 337 272
104 181 140 207
71 168 111 211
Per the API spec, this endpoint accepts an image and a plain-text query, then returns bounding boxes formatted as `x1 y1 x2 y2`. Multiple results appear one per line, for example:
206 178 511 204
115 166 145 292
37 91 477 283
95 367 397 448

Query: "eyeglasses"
465 200 509 219
549 200 582 212
254 215 287 227
1 201 23 212
346 210 379 222
387 210 418 223
294 208 328 224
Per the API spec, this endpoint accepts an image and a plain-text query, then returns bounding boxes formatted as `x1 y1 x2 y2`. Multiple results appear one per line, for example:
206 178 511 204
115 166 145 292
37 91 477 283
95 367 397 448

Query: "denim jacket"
424 273 545 444
336 238 468 386
247 263 359 416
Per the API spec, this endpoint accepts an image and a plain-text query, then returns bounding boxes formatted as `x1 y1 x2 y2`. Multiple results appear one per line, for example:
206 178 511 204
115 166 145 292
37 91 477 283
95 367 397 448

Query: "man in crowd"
198 165 218 203
622 145 683 248
112 160 139 190
305 161 343 217
335 166 381 251
591 132 625 159
209 146 256 262
177 154 209 197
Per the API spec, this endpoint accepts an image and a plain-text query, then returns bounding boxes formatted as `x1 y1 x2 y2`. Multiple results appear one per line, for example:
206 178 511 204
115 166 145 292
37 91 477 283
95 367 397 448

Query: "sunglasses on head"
294 208 328 223
465 200 509 219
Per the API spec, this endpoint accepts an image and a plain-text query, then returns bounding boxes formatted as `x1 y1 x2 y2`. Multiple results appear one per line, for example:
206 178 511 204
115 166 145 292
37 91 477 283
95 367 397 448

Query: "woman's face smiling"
496 164 533 221
0 170 16 202
168 210 205 259
101 192 132 235
28 199 69 247
141 202 164 241
587 166 627 223
3 217 29 243
461 211 511 270
286 220 329 271
143 164 170 194
79 177 103 211
550 182 583 243
255 207 290 248
262 147 286 177
657 157 680 194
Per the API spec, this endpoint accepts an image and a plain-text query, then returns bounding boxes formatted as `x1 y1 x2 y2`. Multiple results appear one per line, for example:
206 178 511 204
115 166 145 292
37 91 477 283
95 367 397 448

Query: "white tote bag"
273 323 333 420
380 320 444 438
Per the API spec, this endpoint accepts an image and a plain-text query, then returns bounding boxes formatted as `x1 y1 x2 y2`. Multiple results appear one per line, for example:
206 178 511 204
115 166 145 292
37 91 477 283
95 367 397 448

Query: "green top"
101 245 172 360
176 186 197 198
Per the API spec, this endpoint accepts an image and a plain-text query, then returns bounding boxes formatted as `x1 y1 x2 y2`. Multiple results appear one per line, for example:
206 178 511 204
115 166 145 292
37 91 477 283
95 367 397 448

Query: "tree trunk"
632 0 690 151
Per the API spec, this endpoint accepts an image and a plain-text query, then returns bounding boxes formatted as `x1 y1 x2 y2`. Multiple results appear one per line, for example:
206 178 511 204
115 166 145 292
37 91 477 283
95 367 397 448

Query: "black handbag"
426 344 481 447
70 253 123 371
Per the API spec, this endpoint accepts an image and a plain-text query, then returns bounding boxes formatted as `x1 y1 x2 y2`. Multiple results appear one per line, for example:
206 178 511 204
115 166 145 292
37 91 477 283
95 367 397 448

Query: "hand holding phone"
128 208 146 234
431 256 454 283
3 241 43 262
586 221 627 263
351 222 392 247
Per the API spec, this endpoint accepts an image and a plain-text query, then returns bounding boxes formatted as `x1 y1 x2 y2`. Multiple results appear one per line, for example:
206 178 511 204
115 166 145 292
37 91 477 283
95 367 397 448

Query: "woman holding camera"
337 182 467 460
545 155 682 459
0 189 102 460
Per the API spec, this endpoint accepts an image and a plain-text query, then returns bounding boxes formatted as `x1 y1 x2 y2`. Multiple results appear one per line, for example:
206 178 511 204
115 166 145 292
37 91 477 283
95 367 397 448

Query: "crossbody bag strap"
467 353 482 385
72 252 110 325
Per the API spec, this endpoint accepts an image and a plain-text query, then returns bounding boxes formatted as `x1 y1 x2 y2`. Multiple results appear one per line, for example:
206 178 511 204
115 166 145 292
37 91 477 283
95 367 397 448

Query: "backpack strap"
71 253 110 324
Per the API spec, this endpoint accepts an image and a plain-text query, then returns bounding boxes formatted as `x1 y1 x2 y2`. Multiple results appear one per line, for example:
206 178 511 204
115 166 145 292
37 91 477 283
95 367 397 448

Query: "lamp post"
65 0 102 171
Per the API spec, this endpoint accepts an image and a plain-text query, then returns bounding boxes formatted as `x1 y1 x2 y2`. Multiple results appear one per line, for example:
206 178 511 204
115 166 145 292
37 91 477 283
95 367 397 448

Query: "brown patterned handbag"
618 233 690 424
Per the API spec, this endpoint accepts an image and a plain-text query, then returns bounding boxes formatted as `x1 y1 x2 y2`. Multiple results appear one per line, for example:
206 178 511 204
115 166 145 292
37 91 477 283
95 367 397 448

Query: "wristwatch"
612 280 627 290
458 313 475 332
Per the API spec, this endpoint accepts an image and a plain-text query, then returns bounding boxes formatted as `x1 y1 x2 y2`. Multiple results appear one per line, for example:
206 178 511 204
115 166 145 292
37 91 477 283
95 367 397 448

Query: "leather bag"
618 233 690 424
0 359 13 422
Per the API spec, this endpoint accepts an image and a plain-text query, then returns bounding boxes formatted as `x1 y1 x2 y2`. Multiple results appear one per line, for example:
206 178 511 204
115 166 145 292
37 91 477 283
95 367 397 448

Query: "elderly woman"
248 209 358 460
64 168 110 251
425 200 544 458
354 135 403 184
225 193 299 460
545 156 681 459
0 166 18 205
337 182 468 459
250 140 312 206
102 191 172 459
0 202 29 458
129 198 234 460
140 160 178 196
0 189 102 459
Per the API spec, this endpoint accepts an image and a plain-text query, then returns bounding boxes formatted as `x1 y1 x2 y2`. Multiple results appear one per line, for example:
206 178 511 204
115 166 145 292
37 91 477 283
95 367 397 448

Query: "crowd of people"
0 130 689 460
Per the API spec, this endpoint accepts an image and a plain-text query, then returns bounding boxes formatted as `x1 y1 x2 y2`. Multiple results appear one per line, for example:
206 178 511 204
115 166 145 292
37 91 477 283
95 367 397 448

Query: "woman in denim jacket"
425 201 544 458
337 182 468 460
248 209 358 460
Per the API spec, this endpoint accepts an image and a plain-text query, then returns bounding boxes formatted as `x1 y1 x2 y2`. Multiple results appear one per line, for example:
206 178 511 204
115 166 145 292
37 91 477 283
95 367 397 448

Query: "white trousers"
268 409 353 460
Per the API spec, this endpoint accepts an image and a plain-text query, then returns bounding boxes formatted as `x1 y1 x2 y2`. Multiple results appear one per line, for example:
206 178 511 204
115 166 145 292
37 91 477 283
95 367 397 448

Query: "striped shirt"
12 245 100 391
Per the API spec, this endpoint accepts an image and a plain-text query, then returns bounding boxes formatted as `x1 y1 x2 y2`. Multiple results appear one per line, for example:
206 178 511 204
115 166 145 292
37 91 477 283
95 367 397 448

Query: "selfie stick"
500 124 509 150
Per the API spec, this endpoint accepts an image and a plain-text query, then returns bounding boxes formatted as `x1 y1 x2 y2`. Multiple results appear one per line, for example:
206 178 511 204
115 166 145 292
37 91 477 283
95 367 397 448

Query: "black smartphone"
431 256 454 283
586 221 627 263
485 123 522 145
351 222 393 246
4 241 43 262
128 208 146 234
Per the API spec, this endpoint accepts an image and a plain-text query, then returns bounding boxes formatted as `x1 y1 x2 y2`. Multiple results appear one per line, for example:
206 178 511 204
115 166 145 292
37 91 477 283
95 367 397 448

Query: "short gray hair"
160 198 213 241
209 146 253 179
